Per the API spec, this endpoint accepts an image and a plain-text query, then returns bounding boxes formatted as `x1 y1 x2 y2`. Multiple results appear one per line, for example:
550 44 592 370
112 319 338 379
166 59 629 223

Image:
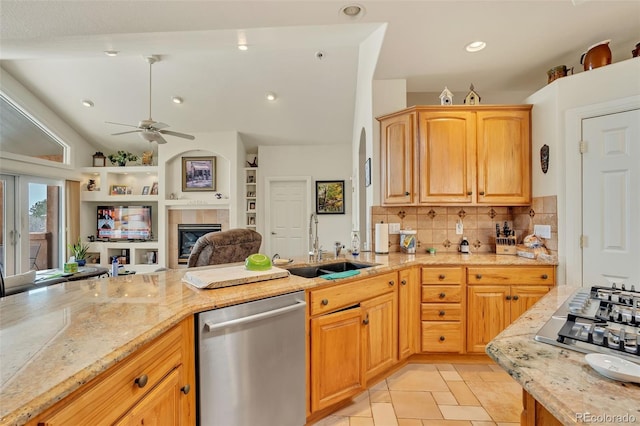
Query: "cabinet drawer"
309 272 397 316
42 324 184 425
421 322 463 353
421 267 462 284
421 303 462 321
467 267 555 285
422 285 462 303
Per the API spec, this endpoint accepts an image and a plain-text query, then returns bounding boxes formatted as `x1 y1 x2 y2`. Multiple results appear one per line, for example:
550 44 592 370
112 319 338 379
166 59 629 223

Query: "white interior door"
582 109 640 287
266 179 310 259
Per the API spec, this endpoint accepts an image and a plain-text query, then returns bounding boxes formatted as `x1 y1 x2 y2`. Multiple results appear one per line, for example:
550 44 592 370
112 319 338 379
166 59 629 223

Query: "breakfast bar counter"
486 286 640 425
1 253 555 425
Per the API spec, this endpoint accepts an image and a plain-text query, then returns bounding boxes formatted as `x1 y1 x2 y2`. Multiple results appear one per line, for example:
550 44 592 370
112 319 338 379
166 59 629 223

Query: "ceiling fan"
106 56 195 144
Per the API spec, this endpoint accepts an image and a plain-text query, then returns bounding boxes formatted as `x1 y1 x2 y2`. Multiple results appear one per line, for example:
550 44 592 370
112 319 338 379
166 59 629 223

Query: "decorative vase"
77 259 86 267
87 179 96 191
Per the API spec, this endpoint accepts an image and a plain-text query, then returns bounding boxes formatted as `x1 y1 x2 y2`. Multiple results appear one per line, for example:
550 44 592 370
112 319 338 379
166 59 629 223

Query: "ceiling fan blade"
159 129 195 140
153 122 169 130
112 130 142 136
106 121 139 128
154 134 169 144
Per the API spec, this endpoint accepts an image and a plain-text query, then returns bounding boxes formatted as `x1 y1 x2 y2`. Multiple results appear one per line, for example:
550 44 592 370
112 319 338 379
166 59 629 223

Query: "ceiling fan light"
465 41 486 52
238 44 249 51
172 96 183 104
104 50 119 57
82 99 94 107
265 92 277 102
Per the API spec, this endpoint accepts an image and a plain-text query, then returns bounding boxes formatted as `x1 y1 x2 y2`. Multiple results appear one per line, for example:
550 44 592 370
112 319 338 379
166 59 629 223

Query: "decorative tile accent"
488 208 497 219
457 209 466 219
428 209 437 219
473 240 482 249
397 210 406 220
443 239 451 248
529 208 535 218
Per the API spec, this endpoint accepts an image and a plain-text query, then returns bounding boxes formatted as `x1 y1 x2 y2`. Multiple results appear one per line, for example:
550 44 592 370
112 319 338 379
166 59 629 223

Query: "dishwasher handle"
204 299 306 332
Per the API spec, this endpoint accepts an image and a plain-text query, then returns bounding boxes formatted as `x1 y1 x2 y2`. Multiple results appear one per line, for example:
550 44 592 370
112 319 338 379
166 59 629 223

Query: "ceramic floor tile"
495 423 519 426
334 391 372 418
390 390 443 419
471 422 497 426
477 371 514 382
456 371 485 382
466 380 521 423
387 369 449 392
439 370 463 381
439 405 492 421
446 381 481 406
370 388 392 403
422 421 473 426
312 415 350 426
397 419 423 426
349 417 374 426
371 402 399 426
432 391 458 405
453 364 494 372
434 363 456 371
369 377 389 390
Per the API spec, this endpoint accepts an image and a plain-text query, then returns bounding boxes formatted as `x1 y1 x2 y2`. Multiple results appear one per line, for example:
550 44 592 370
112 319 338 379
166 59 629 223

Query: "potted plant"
108 151 138 167
68 237 90 266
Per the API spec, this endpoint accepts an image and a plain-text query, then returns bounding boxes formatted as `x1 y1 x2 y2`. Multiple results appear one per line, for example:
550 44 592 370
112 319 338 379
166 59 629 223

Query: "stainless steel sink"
286 260 377 278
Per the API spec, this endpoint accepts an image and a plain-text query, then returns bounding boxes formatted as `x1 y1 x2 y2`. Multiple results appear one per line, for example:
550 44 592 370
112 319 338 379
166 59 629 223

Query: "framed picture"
142 186 150 195
248 201 256 211
110 185 128 195
248 216 256 225
365 157 371 187
316 180 345 214
182 156 216 192
150 182 158 195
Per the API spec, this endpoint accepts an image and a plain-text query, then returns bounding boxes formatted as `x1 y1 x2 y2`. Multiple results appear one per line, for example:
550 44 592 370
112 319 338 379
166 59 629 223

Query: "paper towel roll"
375 223 389 254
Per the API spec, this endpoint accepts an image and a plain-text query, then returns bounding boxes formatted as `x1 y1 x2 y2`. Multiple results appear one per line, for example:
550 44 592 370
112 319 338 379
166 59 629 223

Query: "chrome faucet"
309 213 321 262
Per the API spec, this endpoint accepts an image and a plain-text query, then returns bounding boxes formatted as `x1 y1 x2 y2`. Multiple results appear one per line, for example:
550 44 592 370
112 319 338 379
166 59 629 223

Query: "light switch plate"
455 220 463 235
534 224 551 239
388 223 401 234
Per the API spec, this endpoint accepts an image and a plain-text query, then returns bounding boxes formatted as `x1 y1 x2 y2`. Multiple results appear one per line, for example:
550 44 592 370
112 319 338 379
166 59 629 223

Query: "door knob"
135 374 148 388
401 280 407 285
506 295 512 300
513 295 519 301
181 384 191 395
389 280 395 286
404 191 410 196
321 299 329 306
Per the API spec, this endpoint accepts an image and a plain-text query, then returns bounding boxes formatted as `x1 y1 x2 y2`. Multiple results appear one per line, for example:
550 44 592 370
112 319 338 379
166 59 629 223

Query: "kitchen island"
486 286 640 426
1 253 554 425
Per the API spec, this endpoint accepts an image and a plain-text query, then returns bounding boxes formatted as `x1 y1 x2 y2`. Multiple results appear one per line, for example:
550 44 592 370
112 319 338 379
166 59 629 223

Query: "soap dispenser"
351 231 360 256
460 237 470 254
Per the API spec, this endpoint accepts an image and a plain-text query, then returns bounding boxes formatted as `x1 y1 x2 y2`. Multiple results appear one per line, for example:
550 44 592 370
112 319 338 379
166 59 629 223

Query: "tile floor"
311 362 522 426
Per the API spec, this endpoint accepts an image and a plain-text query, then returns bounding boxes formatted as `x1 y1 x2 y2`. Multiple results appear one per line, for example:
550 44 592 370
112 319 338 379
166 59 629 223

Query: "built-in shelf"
244 167 258 229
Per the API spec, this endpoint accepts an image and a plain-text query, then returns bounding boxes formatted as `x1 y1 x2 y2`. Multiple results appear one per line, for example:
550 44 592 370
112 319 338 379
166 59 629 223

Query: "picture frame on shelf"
150 182 158 195
248 216 256 225
247 191 256 197
316 180 345 215
142 186 150 195
248 201 256 211
110 185 128 195
247 174 255 183
182 156 216 191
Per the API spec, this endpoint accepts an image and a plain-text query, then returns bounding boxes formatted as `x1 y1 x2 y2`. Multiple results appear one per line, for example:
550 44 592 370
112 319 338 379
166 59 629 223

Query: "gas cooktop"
534 284 640 362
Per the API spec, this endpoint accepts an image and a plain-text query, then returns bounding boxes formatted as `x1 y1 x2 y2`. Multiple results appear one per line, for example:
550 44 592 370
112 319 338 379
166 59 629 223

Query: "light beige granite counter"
0 253 554 425
486 286 640 426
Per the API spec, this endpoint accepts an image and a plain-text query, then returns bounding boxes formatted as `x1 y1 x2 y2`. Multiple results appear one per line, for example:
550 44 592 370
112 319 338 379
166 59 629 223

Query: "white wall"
258 144 352 256
408 90 533 107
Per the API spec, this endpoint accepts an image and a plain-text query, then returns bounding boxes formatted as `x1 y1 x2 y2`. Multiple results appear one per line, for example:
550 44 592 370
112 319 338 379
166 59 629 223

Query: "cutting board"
182 265 290 289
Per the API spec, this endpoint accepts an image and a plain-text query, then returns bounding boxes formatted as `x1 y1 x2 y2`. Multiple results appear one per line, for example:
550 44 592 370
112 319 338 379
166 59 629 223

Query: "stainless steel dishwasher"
196 290 306 426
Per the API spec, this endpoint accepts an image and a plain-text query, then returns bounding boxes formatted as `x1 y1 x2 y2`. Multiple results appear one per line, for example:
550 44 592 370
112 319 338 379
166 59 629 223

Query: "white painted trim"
263 176 312 256
564 95 640 286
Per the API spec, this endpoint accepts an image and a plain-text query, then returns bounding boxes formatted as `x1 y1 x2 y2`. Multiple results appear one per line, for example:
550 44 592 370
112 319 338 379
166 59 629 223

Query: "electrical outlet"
534 224 551 239
455 220 463 235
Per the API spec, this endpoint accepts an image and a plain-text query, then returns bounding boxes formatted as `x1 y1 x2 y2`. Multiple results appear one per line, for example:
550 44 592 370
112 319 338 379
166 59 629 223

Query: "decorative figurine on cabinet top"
439 86 454 105
92 151 106 167
464 84 481 105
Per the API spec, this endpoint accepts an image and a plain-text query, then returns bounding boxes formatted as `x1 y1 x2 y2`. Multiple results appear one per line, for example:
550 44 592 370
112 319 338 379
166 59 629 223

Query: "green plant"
68 237 90 260
108 150 138 166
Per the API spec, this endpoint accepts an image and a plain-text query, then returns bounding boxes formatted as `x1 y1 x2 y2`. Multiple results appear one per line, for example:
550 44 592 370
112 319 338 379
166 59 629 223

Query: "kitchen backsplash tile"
370 196 558 257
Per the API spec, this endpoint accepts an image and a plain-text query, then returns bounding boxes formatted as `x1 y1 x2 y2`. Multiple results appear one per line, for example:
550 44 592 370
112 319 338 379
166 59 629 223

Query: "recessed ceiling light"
340 4 365 18
81 99 94 107
104 50 119 57
172 96 183 104
465 41 486 52
265 92 277 102
238 44 249 51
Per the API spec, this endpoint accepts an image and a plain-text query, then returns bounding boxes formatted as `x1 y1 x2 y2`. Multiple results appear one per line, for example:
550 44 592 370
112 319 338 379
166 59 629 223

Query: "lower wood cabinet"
466 266 555 353
398 267 419 360
29 317 195 426
362 292 398 380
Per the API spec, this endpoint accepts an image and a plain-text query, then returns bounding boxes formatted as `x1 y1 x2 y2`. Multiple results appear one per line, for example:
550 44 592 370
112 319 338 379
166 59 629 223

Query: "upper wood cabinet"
377 105 532 206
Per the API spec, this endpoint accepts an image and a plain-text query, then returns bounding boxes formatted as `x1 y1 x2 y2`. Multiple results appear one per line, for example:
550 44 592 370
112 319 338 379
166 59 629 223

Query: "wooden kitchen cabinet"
377 105 532 206
466 266 554 353
380 111 415 205
362 292 397 380
30 317 195 426
398 267 419 360
420 267 465 353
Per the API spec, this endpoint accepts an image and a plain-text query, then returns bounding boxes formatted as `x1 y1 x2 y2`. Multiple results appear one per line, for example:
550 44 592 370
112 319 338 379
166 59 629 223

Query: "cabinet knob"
476 274 482 280
404 191 410 196
401 279 407 286
439 336 446 342
439 292 446 298
135 374 148 388
363 314 369 325
541 274 548 280
438 274 445 280
506 295 512 301
439 310 446 316
467 191 472 196
321 299 329 306
513 295 519 301
389 280 395 286
479 191 485 195
181 384 191 395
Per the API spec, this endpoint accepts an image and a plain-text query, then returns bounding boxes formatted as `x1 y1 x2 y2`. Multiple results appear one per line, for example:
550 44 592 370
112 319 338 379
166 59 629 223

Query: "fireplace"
178 224 222 264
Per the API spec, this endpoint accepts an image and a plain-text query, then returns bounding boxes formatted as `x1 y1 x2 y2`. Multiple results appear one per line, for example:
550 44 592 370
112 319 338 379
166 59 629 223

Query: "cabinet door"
466 285 510 353
115 367 183 426
418 111 476 204
380 113 415 205
310 306 364 412
510 285 552 323
476 109 531 205
362 292 398 381
398 267 419 360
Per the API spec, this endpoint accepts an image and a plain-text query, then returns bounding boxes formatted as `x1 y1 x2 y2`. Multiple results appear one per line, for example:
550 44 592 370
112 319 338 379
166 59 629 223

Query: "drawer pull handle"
135 374 148 388
541 274 548 280
506 295 512 301
321 299 329 306
476 274 482 280
389 280 395 286
513 295 519 301
439 292 446 298
401 279 407 285
438 274 445 280
439 310 445 316
181 384 191 395
439 336 446 341
363 314 369 325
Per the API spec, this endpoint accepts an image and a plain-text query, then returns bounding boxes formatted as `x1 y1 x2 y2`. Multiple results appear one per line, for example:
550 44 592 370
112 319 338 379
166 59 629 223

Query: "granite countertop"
486 286 640 426
0 252 554 424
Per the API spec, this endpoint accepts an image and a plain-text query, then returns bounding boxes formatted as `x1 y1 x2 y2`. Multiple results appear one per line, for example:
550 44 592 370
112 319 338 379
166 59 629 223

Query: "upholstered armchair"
187 228 262 267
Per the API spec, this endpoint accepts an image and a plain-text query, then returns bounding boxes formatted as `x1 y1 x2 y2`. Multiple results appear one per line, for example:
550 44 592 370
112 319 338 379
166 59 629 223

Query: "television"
97 206 152 240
